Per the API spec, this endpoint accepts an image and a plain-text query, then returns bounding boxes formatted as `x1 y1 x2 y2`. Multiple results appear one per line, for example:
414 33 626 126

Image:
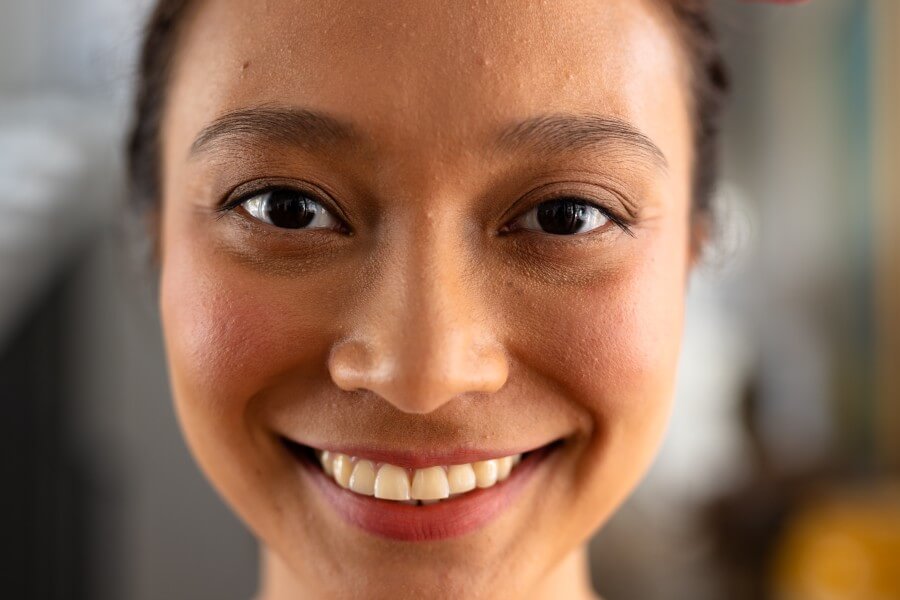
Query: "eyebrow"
496 113 668 171
189 105 356 157
189 106 667 170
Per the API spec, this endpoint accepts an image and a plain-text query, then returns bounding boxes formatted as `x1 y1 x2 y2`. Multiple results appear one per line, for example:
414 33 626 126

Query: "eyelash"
216 185 635 237
506 195 635 237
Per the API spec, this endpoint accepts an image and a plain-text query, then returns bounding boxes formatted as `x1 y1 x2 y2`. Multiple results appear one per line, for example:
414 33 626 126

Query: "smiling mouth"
312 448 524 504
281 436 563 539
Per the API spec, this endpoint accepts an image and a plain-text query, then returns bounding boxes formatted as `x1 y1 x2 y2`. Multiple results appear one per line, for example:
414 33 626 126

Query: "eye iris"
264 189 316 229
536 200 590 235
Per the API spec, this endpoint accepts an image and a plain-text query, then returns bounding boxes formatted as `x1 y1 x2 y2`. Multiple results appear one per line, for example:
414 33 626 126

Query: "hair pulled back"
127 0 729 226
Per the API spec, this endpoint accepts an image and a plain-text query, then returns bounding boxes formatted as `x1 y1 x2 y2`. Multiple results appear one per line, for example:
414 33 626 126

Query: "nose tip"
328 334 508 414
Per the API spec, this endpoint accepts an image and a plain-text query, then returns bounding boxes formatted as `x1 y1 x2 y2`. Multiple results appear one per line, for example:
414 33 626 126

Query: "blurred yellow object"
772 484 900 600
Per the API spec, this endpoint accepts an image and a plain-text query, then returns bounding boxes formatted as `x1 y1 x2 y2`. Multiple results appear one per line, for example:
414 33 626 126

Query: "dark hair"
664 0 731 220
127 0 729 225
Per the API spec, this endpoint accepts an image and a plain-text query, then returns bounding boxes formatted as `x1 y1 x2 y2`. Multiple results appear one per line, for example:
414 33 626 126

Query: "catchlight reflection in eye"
516 199 610 235
243 189 342 230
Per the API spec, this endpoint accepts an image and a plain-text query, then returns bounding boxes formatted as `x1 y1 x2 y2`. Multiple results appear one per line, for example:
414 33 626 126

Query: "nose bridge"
328 208 508 414
396 214 477 368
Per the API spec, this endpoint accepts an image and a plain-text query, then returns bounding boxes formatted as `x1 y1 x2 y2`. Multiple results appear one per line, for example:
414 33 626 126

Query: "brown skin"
158 0 695 598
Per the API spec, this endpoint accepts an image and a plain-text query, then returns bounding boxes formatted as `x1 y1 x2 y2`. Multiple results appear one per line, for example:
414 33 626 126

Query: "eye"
513 198 610 236
241 188 342 230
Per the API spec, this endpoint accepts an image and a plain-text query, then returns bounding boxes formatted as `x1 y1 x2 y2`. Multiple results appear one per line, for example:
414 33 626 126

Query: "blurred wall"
872 0 900 471
0 2 257 599
591 1 894 598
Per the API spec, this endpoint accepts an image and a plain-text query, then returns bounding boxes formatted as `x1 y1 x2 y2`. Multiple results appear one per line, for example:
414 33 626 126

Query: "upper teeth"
317 450 523 502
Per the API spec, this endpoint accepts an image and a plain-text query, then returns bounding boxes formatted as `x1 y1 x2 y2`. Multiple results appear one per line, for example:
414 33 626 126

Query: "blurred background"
0 1 897 599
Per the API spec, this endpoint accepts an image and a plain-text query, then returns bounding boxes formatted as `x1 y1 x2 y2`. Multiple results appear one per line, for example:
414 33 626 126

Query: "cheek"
159 236 339 429
505 229 690 543
511 237 688 437
584 261 684 411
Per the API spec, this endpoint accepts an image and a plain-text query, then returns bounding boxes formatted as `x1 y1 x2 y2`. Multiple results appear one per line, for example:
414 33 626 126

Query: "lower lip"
292 443 557 542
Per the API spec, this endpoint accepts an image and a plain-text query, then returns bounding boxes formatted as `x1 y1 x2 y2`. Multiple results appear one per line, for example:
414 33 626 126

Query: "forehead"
165 0 687 173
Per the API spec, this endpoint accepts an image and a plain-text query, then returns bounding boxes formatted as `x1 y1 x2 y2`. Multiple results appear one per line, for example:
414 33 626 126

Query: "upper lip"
283 437 559 469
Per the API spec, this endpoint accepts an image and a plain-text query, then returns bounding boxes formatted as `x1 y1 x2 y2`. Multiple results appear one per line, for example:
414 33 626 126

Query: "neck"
255 543 599 600
524 544 600 600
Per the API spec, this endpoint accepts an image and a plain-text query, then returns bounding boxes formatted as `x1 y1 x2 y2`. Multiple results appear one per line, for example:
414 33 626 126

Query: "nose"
327 221 509 414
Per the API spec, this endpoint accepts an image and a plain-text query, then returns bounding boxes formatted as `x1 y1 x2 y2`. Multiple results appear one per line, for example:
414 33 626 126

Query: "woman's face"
159 0 693 597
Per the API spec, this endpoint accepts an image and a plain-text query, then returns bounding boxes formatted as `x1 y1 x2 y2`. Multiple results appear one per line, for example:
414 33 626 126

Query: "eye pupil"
264 189 316 229
536 200 590 235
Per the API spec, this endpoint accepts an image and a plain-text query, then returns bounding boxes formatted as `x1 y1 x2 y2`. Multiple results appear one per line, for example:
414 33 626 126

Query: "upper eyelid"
508 196 634 236
216 179 635 234
508 186 636 230
218 183 320 211
213 185 349 237
218 181 345 219
222 188 350 236
222 187 619 220
501 175 639 219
